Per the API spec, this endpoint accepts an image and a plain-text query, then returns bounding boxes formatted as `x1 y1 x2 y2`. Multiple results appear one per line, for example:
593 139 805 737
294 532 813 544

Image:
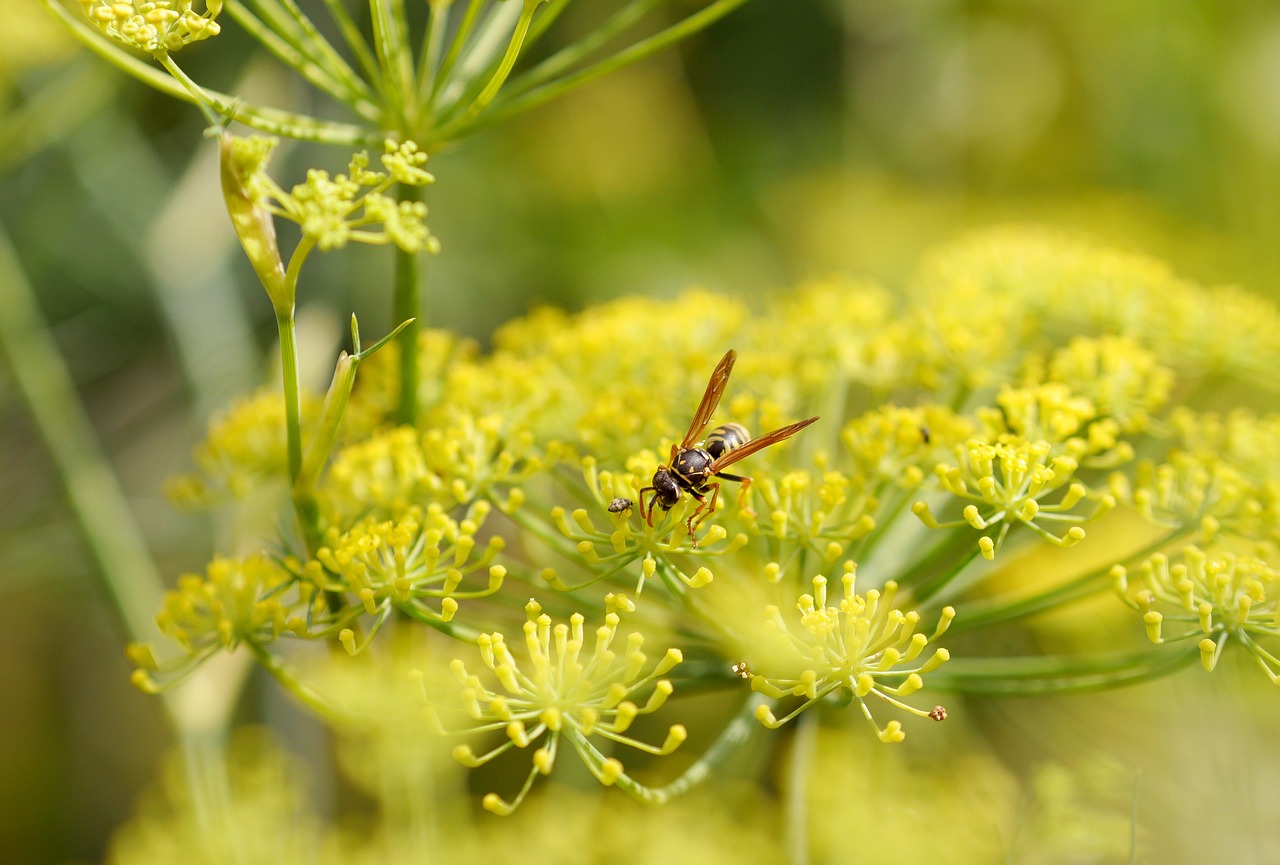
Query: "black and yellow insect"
639 350 818 543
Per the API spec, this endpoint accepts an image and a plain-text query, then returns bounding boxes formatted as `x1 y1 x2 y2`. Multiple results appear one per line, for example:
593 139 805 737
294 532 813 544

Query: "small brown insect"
639 350 818 544
731 661 752 679
607 497 634 514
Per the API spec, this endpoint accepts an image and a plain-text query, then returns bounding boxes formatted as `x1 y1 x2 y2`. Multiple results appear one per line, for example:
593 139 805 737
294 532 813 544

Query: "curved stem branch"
929 645 1200 695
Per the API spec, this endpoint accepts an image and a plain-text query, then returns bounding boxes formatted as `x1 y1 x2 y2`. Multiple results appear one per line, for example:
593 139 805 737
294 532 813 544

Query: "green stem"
317 0 382 85
276 309 303 484
394 185 424 426
500 0 664 100
173 732 231 865
0 226 251 734
905 538 984 604
0 228 165 648
274 306 326 554
929 645 1200 695
520 0 571 49
946 528 1189 633
430 0 485 103
456 0 749 139
568 692 769 804
395 602 484 643
224 0 380 119
156 51 227 127
248 642 359 722
847 480 918 564
427 0 533 135
786 710 816 865
470 0 542 112
44 0 375 146
414 0 451 110
369 0 416 127
635 691 770 800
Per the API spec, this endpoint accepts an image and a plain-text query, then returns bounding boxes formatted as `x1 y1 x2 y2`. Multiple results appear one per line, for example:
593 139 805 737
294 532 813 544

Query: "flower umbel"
237 137 438 256
79 0 221 53
1116 546 1280 679
132 554 303 692
431 600 686 815
308 501 507 650
135 227 1280 819
749 563 953 742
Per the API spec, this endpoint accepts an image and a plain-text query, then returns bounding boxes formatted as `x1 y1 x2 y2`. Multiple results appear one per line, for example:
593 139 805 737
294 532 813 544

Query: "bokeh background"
4 0 1280 862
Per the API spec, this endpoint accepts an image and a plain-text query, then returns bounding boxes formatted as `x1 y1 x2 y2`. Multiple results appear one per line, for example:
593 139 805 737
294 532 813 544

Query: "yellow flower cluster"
80 0 220 53
746 563 953 741
1116 546 1280 678
144 227 1280 813
914 227 1280 389
309 501 506 641
430 600 686 814
133 554 306 691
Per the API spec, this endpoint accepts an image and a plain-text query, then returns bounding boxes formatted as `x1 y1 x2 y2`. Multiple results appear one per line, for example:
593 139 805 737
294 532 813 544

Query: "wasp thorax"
671 447 714 485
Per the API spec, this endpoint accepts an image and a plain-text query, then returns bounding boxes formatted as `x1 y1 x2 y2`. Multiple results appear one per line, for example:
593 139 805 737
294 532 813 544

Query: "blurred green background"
5 0 1280 862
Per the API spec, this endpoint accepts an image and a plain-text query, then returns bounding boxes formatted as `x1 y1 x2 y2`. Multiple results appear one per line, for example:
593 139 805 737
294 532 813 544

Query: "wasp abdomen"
704 422 750 460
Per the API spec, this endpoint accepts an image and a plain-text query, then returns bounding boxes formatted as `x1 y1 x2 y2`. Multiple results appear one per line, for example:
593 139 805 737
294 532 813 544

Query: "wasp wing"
681 349 737 448
709 416 819 471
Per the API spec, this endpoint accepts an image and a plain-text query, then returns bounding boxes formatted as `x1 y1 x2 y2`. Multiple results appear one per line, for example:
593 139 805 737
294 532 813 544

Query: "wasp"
639 349 818 543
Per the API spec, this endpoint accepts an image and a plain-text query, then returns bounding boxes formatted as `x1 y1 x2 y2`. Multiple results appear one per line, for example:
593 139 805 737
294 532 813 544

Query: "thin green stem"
414 0 451 112
44 0 375 145
500 0 665 100
429 0 524 124
520 0 571 49
786 710 816 865
250 0 375 104
369 0 416 127
946 528 1188 633
430 0 485 103
395 602 484 643
0 228 165 647
178 731 250 865
567 692 769 804
276 309 303 484
0 226 252 735
504 506 594 564
247 642 359 722
318 0 382 85
929 645 1200 695
455 0 749 139
224 0 381 119
394 185 424 425
156 51 228 127
905 539 984 604
471 0 543 112
274 303 325 554
847 481 918 564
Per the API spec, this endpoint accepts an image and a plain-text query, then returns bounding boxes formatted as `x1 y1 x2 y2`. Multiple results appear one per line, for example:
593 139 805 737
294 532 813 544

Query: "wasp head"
649 467 682 511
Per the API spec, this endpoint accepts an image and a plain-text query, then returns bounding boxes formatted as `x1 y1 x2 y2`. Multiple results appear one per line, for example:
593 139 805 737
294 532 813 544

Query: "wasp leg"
686 483 720 547
714 471 754 517
638 486 657 526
